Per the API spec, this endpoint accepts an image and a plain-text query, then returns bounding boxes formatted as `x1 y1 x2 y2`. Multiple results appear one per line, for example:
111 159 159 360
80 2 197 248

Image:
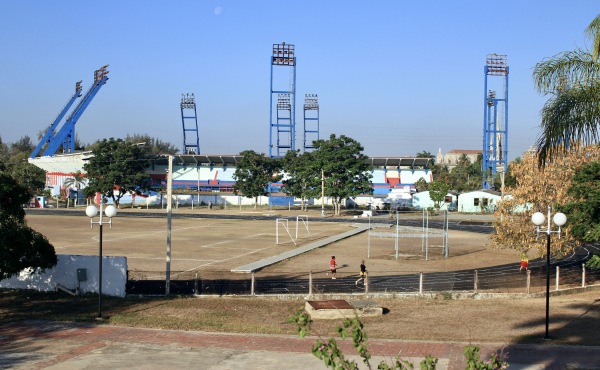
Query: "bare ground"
18 208 600 346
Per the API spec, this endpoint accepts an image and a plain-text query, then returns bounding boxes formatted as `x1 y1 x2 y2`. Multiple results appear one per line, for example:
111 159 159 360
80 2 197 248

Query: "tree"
281 150 320 211
532 14 600 166
232 150 282 209
63 170 87 207
491 144 600 257
559 160 600 243
428 181 450 210
414 177 428 192
0 168 57 281
312 134 373 215
416 150 435 164
124 133 179 155
83 138 151 208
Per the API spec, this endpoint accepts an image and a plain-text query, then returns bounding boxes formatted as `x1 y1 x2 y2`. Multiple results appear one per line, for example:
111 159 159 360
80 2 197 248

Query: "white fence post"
526 270 531 294
251 272 255 296
419 272 423 295
309 271 312 296
555 266 560 291
474 270 478 292
582 263 586 288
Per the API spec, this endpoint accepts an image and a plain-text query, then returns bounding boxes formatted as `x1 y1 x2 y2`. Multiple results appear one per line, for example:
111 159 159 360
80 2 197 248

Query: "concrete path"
1 320 599 370
231 223 390 273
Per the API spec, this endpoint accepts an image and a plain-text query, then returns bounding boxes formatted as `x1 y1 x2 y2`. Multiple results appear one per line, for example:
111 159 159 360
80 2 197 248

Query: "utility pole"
321 169 325 218
165 155 173 295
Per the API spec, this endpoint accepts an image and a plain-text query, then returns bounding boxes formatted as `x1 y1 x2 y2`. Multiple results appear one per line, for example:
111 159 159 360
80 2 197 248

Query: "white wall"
0 254 127 297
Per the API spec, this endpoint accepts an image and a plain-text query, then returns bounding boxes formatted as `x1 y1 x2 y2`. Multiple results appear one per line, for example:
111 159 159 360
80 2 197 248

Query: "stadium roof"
29 152 433 174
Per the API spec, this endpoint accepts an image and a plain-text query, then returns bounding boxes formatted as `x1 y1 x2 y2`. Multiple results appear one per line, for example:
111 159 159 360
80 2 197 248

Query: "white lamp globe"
553 212 567 227
531 212 545 226
86 205 98 218
104 205 117 218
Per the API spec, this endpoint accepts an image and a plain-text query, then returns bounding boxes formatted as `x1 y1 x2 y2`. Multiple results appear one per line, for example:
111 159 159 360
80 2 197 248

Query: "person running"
326 256 337 279
355 260 367 285
519 254 529 272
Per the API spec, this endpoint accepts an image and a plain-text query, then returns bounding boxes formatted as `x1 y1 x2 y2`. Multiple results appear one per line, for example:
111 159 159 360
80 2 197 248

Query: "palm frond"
536 82 600 165
533 49 600 93
585 14 600 60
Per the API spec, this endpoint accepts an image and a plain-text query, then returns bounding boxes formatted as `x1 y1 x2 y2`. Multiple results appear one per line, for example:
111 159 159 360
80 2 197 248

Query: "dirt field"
12 209 600 347
25 208 518 279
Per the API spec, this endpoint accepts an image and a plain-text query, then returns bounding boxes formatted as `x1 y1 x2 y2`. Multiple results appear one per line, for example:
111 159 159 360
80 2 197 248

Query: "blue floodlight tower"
482 54 509 189
269 42 296 158
303 94 319 152
180 93 200 154
30 81 82 158
39 65 110 157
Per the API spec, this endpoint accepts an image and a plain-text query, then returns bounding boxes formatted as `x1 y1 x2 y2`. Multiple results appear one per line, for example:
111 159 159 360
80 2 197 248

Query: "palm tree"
533 14 600 166
63 171 86 207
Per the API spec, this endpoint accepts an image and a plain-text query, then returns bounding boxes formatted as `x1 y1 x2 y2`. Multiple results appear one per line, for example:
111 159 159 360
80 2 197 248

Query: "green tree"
232 150 282 209
416 150 435 163
312 134 373 215
428 181 450 210
559 160 600 243
414 177 428 192
83 138 151 208
63 170 87 207
124 133 179 155
533 14 600 166
0 167 57 281
450 155 481 192
281 150 319 211
431 163 451 187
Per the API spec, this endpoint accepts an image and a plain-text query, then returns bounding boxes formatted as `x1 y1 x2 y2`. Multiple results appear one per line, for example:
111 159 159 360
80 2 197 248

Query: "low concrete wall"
0 254 127 297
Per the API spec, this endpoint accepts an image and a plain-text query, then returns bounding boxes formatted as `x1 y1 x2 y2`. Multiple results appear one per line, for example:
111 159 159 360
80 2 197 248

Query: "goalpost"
368 209 449 260
276 216 311 245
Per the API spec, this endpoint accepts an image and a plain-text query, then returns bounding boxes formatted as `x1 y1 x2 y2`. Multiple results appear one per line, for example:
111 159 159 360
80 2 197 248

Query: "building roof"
447 149 482 155
30 152 433 173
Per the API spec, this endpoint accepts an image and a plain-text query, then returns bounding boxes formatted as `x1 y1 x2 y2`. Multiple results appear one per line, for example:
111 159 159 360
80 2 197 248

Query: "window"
473 198 480 206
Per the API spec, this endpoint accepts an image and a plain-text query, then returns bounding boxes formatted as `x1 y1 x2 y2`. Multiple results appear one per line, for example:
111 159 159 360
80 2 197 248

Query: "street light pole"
86 201 117 319
531 205 566 340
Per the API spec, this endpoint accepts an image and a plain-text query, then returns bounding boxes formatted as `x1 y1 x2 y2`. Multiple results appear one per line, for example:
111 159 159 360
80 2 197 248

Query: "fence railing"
126 265 600 296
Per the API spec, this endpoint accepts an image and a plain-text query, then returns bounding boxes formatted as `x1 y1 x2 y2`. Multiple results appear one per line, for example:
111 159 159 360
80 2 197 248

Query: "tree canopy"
83 138 151 207
428 181 450 210
311 134 373 215
560 160 600 243
533 14 600 165
232 150 282 209
0 168 56 281
281 150 320 211
491 144 600 257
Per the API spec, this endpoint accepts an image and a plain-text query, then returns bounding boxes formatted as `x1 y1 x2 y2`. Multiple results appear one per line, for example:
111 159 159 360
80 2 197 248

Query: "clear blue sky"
1 1 598 160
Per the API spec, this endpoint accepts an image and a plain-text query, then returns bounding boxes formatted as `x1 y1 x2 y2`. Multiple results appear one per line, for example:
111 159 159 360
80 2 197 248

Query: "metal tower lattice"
180 93 200 154
269 42 296 158
303 94 319 151
482 54 509 190
35 65 110 157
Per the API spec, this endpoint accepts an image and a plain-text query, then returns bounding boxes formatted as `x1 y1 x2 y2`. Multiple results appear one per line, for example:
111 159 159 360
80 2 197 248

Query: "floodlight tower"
180 93 200 154
269 42 296 158
482 54 509 189
303 94 319 152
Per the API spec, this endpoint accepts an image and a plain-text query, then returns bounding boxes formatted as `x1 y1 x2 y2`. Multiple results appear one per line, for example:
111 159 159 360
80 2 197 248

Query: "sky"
1 1 598 161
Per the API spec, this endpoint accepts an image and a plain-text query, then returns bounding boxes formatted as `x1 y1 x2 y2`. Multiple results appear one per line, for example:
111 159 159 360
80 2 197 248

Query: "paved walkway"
1 320 599 369
231 223 390 273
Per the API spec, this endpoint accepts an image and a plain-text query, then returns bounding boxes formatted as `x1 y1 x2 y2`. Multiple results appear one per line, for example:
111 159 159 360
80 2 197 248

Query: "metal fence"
126 265 600 296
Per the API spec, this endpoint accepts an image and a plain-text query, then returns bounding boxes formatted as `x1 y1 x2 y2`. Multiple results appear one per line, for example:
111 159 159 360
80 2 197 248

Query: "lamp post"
86 201 117 319
531 205 567 340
